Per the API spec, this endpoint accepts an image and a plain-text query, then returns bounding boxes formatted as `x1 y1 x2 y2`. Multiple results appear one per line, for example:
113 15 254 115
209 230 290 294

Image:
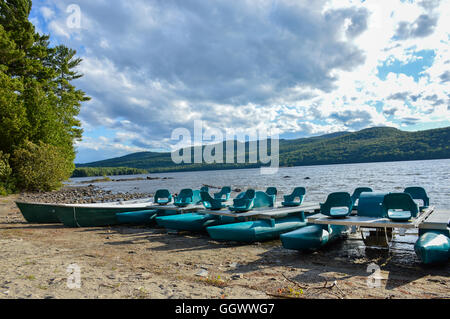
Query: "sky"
29 0 450 163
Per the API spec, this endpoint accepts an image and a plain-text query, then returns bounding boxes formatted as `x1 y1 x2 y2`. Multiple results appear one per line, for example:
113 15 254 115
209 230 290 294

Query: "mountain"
77 126 450 173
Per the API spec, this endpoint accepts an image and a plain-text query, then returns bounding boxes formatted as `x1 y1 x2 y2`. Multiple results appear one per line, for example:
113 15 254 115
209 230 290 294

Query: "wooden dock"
419 209 450 230
201 201 320 220
307 206 449 230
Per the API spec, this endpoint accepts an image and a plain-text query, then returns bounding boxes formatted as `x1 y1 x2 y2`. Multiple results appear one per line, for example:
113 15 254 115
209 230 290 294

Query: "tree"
0 0 90 192
11 140 73 191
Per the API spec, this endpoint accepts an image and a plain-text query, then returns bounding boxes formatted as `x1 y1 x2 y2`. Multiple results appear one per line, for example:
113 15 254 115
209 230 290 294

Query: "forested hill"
77 126 450 173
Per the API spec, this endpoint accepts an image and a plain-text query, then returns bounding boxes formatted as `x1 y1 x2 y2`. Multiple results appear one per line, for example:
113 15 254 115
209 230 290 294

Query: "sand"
0 194 448 299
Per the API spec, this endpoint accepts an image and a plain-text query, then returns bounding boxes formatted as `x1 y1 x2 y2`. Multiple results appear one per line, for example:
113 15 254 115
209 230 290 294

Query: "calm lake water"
69 159 450 209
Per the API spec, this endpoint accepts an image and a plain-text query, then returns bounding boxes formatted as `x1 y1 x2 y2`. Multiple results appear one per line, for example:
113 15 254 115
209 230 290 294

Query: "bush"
0 151 13 195
11 140 74 191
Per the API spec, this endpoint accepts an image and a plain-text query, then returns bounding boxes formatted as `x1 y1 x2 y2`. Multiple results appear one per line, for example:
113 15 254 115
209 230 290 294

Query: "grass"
200 275 228 288
21 275 36 280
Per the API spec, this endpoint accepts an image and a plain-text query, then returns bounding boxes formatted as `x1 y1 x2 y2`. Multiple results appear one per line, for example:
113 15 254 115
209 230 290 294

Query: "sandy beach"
0 190 448 299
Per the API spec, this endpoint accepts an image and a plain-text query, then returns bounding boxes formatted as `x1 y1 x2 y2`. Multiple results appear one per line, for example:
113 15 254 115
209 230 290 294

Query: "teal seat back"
382 193 419 218
192 190 203 204
244 189 256 199
253 191 275 208
235 192 246 199
320 192 353 217
357 192 388 217
200 191 224 210
351 187 373 204
283 187 306 203
154 189 172 204
234 189 256 200
230 189 256 211
214 186 231 201
200 186 209 193
404 187 429 208
175 188 194 205
265 187 277 196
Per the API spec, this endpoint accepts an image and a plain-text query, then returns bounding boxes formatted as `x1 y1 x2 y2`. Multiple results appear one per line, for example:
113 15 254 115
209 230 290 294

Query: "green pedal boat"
415 228 450 264
206 212 307 243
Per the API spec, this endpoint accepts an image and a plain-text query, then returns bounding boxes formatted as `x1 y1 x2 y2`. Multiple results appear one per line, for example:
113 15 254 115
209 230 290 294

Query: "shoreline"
17 185 153 204
0 191 449 299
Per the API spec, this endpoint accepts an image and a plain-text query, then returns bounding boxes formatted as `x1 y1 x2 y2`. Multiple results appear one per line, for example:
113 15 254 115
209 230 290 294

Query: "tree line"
72 167 149 178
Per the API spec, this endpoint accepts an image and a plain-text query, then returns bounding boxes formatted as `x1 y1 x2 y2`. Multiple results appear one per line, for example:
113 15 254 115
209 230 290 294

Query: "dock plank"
202 202 320 219
420 209 450 230
308 214 417 229
308 206 449 230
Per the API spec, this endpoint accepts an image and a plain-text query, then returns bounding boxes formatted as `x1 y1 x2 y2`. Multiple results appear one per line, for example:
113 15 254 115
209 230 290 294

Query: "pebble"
195 269 209 277
231 274 243 280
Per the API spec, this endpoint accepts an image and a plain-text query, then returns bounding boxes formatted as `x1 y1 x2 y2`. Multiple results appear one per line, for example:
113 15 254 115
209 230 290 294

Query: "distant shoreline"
74 157 450 177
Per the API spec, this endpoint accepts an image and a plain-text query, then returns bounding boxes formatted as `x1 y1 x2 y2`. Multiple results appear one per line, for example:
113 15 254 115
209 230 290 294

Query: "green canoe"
55 204 155 227
16 199 155 227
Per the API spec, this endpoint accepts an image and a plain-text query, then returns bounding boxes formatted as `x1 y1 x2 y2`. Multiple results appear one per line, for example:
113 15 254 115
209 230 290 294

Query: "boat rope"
73 207 81 228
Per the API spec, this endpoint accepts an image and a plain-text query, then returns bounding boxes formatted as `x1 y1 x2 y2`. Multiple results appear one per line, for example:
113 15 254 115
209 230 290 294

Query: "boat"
155 190 274 232
207 212 307 242
414 229 450 264
15 201 63 223
54 200 156 227
156 213 238 232
280 224 349 250
16 198 155 226
116 209 158 224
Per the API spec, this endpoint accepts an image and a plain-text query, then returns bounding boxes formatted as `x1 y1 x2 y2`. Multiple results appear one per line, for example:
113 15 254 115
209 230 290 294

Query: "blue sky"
29 0 450 163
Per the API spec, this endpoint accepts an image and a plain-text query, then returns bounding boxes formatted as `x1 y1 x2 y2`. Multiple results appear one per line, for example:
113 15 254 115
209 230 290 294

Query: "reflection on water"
69 159 450 209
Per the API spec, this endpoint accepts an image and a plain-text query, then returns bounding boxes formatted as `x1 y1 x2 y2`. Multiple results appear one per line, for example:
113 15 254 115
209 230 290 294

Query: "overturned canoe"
414 229 450 264
55 204 155 227
281 224 349 251
156 213 238 232
207 213 307 243
16 198 155 226
116 210 158 224
15 201 62 223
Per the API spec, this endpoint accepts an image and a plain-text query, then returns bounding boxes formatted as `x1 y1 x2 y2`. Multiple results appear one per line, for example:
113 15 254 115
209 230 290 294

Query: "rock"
195 269 209 277
231 274 243 280
228 262 239 268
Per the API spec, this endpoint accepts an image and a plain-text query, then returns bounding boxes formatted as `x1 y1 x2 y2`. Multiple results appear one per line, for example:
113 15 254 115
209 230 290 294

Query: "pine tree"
0 0 90 192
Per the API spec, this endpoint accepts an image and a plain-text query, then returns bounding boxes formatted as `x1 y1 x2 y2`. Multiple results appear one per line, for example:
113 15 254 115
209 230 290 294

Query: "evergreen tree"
0 0 90 192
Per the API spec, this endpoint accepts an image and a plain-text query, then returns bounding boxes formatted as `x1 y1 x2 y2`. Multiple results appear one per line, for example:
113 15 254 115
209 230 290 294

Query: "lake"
68 159 450 209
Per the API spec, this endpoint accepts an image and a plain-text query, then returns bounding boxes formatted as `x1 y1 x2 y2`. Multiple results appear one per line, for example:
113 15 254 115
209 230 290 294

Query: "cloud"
387 92 410 100
394 14 438 40
440 70 450 83
29 0 450 162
